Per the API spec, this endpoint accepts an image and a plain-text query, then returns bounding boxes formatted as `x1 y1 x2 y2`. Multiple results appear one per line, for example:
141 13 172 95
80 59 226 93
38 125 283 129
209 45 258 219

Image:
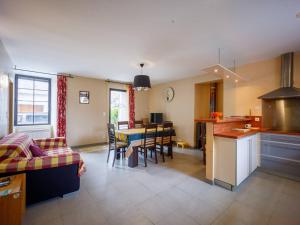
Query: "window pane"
34 80 49 90
18 88 33 101
17 100 33 125
18 78 33 89
34 90 49 102
18 100 33 113
34 102 49 124
17 113 33 125
34 114 49 124
34 103 48 113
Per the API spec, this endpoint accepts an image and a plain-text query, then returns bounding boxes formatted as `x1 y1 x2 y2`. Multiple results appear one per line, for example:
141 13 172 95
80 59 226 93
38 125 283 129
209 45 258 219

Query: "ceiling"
0 0 300 84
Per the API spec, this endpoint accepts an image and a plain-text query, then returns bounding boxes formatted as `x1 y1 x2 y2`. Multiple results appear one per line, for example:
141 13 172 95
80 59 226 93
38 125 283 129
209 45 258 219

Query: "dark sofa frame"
0 163 80 205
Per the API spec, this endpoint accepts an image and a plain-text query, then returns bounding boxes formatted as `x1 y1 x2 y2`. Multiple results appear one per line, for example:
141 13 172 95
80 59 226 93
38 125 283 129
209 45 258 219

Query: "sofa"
0 133 85 205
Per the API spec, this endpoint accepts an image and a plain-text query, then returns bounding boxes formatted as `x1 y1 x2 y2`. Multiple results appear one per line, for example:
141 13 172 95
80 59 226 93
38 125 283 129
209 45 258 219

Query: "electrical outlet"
255 117 260 122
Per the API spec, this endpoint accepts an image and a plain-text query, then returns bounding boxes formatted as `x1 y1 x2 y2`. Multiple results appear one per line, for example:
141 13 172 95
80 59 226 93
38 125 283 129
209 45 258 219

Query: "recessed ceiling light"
226 75 230 78
214 68 218 73
297 11 300 18
235 79 238 83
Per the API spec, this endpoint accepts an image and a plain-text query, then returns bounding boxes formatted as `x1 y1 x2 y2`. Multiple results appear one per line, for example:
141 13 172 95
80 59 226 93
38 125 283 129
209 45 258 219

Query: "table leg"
128 146 138 168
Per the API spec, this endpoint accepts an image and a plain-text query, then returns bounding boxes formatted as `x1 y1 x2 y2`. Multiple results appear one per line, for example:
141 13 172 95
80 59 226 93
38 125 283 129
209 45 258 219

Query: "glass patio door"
109 88 129 128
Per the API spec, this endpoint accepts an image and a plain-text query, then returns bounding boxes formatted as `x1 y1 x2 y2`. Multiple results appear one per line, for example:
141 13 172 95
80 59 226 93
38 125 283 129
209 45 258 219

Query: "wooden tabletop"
116 127 164 135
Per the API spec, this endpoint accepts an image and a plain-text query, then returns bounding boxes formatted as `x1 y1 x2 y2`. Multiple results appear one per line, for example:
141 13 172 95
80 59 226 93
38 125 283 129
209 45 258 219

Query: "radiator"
14 126 52 139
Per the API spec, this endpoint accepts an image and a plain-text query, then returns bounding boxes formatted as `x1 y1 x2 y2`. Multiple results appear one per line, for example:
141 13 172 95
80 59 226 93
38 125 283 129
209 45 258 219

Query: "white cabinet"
236 137 250 185
249 135 258 173
215 134 258 187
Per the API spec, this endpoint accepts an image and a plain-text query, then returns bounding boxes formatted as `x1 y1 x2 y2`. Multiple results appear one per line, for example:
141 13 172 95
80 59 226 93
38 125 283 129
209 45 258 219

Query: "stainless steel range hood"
259 52 300 99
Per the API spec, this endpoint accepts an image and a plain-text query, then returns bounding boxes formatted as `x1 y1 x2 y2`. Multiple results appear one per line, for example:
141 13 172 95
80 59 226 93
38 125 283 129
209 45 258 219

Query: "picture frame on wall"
79 91 89 104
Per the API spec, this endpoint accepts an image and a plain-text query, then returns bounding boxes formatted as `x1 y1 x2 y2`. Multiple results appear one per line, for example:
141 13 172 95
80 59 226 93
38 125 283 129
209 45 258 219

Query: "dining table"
115 127 176 167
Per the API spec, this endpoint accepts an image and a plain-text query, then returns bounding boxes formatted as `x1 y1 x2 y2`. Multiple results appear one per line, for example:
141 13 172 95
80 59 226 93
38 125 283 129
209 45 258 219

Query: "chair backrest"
118 121 129 130
134 120 144 128
143 123 158 149
107 124 117 148
160 122 173 145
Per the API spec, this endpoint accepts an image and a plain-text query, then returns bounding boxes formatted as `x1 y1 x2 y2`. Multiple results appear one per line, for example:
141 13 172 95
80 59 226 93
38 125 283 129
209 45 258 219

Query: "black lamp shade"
133 75 151 91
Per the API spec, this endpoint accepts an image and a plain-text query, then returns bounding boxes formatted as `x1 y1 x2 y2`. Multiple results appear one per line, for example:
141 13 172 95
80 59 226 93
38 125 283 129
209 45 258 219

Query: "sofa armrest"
34 137 67 150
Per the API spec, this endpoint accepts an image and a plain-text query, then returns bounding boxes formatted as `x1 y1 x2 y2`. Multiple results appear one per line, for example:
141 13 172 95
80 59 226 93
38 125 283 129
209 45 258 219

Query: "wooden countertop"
214 130 260 139
195 117 252 124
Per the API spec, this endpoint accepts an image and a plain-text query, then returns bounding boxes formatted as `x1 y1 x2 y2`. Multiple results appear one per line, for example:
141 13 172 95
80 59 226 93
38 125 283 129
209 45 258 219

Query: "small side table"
0 174 26 225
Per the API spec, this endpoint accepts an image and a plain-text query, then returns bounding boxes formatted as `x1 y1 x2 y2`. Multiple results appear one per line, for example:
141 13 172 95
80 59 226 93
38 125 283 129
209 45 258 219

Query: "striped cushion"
0 133 33 160
0 147 85 175
34 137 67 150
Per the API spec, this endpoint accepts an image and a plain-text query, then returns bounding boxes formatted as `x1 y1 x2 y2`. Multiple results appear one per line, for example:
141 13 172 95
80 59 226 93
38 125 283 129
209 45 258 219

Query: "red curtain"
128 84 135 128
57 75 67 137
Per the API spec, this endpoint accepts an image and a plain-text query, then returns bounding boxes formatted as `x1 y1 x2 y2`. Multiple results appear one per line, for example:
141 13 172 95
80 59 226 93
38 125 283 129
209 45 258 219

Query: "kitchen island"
195 116 262 190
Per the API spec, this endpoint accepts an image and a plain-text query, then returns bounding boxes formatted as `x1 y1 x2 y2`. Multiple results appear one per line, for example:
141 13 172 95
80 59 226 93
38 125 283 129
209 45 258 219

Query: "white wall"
0 39 13 137
66 78 149 146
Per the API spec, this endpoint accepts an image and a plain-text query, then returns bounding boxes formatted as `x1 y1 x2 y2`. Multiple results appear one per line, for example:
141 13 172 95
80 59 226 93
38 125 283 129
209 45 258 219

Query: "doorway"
109 88 129 127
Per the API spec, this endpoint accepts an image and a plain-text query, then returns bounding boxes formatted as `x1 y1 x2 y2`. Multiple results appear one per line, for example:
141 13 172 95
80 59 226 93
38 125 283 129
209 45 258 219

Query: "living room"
0 1 300 225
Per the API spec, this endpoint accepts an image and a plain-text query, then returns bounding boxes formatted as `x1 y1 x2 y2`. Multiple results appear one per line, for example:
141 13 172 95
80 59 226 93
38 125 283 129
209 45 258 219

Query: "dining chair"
138 123 158 167
134 120 144 128
107 123 128 167
157 122 174 162
118 121 129 130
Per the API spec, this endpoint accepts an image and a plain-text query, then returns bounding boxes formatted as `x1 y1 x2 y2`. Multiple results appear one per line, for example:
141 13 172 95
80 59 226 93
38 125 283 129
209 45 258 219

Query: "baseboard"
71 142 107 149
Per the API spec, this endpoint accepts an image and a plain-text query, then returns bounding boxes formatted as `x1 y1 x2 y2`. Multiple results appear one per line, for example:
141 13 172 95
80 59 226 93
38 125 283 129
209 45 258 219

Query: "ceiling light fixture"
133 63 151 91
201 48 245 83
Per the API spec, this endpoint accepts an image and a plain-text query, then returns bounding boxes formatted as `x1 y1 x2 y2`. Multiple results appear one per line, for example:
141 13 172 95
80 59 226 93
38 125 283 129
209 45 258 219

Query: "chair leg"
144 149 147 167
154 149 158 164
112 149 117 167
161 146 165 162
107 149 111 163
169 145 173 159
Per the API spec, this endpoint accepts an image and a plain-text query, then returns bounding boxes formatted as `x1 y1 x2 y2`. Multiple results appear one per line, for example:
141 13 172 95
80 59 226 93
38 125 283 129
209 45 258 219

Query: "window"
14 75 51 126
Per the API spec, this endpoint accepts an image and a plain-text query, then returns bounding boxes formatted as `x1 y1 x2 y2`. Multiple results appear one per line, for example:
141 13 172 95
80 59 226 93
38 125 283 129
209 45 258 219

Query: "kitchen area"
195 52 300 190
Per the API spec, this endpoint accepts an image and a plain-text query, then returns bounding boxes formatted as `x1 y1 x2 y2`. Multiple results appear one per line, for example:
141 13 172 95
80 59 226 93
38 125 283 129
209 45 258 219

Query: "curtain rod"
105 79 132 85
13 66 74 78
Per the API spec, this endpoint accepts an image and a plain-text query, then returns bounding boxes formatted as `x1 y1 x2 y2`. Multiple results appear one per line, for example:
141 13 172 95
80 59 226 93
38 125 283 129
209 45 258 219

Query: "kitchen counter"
214 130 260 139
195 117 252 124
260 129 300 136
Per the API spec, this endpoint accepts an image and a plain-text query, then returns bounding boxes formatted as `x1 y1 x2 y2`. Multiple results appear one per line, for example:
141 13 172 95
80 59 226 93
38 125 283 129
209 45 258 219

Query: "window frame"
14 74 51 126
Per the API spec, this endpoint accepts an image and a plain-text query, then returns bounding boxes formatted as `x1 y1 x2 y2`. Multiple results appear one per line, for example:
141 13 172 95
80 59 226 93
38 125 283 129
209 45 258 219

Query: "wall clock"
164 87 175 102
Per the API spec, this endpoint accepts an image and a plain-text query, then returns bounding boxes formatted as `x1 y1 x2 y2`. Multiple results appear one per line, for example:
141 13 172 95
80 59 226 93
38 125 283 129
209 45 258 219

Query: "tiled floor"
23 146 300 225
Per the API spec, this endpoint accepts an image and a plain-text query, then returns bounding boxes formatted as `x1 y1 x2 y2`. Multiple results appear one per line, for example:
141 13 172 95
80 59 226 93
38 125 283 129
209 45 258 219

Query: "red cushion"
29 144 46 157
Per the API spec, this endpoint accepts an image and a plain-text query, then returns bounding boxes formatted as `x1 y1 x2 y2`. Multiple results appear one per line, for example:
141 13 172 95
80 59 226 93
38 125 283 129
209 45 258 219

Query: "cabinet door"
236 137 250 185
214 137 237 186
250 135 258 173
